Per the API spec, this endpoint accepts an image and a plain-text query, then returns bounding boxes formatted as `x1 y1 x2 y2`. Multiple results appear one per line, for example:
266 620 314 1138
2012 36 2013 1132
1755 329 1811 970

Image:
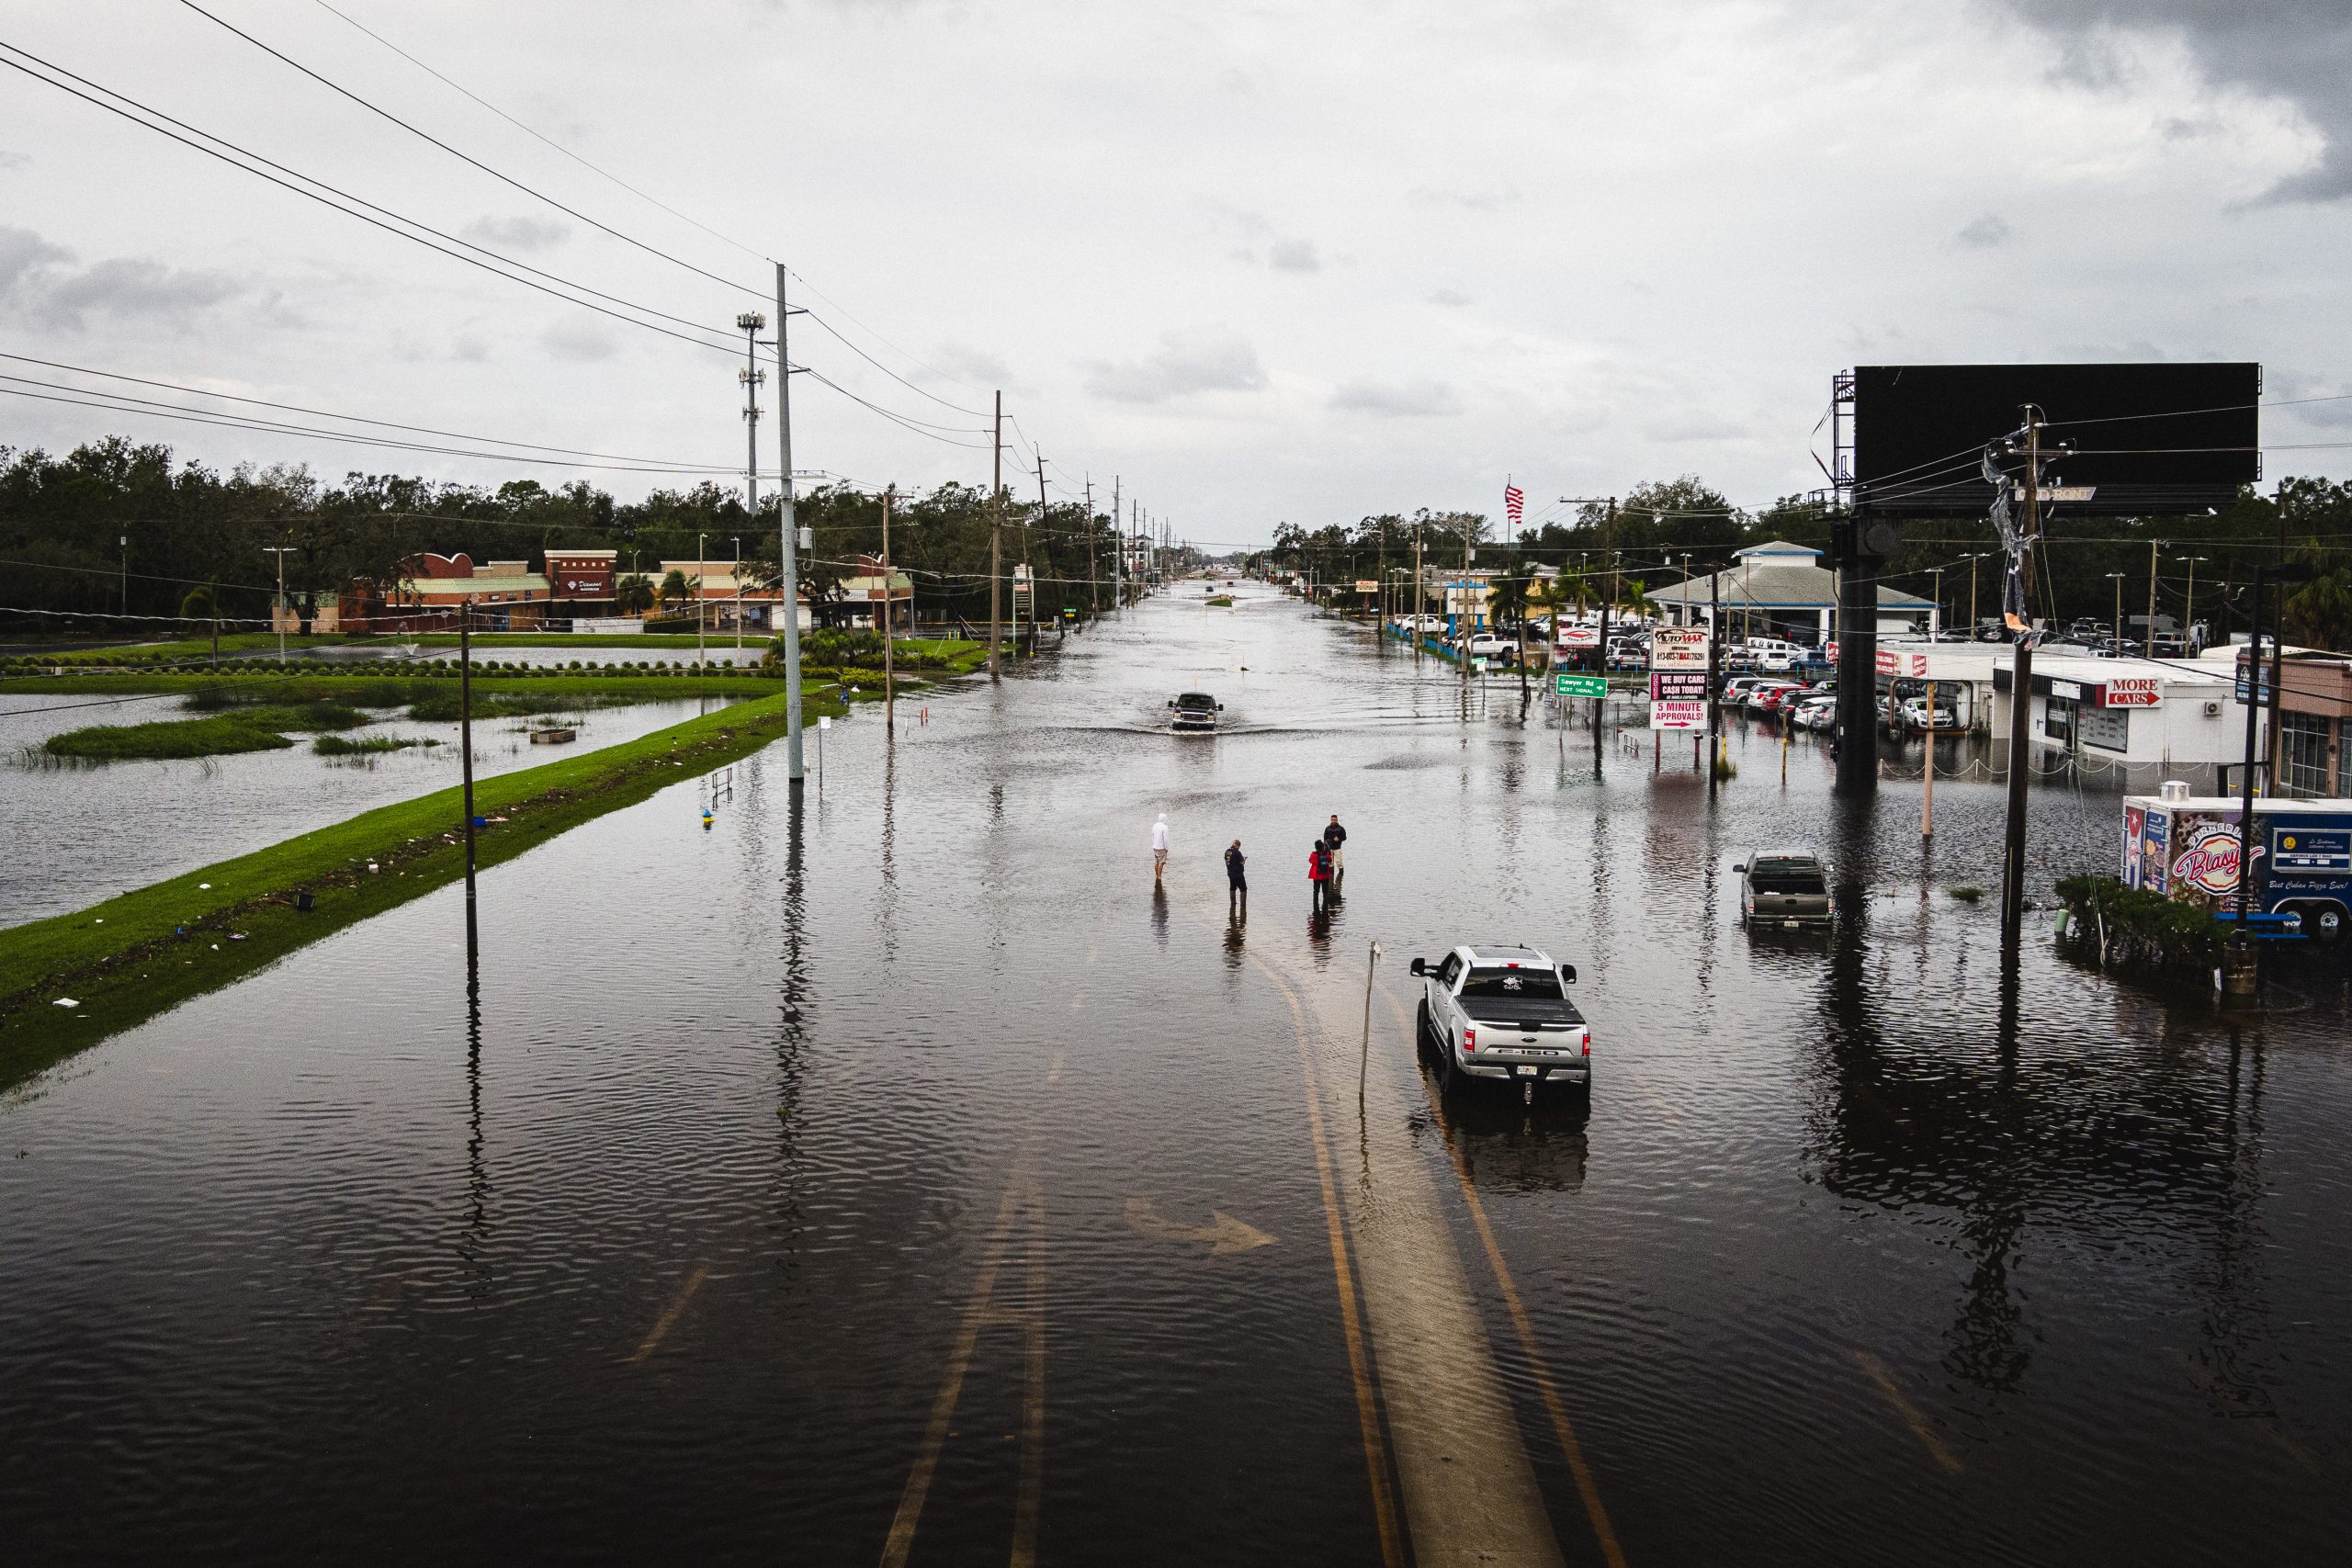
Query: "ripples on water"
1 588 2345 1562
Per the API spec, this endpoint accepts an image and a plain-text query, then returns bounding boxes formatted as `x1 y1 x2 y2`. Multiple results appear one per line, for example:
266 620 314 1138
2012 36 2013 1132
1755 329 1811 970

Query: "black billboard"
1851 363 2261 516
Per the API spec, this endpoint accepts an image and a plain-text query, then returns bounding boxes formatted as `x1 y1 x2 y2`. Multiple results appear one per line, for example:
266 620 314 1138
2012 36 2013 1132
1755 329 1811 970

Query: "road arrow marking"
1124 1197 1274 1256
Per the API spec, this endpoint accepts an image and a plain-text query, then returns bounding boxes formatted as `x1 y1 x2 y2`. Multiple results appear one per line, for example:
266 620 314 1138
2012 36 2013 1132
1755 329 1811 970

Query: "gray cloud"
0 150 29 172
1952 212 2013 250
1984 1 2352 202
459 215 572 251
1428 288 1472 308
541 318 619 361
1082 328 1266 403
1329 378 1462 418
1267 238 1320 273
0 228 247 331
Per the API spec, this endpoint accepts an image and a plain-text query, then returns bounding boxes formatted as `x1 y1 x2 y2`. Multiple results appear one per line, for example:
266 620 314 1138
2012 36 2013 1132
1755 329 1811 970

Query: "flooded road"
4 584 2347 1564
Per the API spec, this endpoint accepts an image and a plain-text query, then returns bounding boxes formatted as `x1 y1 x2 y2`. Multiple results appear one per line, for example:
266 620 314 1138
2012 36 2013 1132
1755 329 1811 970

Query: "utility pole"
2183 557 2204 651
1085 476 1099 616
773 265 804 788
1708 570 1722 793
739 310 764 666
263 545 294 664
1999 407 2046 937
989 390 1003 680
119 534 128 618
1111 476 1123 609
2146 539 2161 657
881 485 896 733
458 605 478 959
1036 449 1051 642
1413 518 1424 664
209 575 219 665
697 531 707 669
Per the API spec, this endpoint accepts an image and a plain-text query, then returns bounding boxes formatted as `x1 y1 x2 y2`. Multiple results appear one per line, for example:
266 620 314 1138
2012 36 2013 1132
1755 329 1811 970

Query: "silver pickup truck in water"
1410 944 1590 1103
1736 850 1832 930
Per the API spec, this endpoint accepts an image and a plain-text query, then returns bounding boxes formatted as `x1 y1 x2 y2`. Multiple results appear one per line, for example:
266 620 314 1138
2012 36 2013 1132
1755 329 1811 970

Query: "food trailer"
2120 784 2352 942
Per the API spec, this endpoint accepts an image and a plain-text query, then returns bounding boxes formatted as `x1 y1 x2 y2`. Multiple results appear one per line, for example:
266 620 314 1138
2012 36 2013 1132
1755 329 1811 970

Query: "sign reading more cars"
1650 700 1706 730
2102 677 2161 708
1555 673 1608 698
1650 627 1708 671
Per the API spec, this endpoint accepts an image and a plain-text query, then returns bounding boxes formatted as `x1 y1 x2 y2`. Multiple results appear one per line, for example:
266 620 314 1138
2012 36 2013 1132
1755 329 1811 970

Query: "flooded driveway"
3 585 2346 1563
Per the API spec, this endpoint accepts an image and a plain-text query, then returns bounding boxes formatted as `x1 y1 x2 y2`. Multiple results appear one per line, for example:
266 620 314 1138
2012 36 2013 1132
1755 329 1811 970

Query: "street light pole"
697 531 707 670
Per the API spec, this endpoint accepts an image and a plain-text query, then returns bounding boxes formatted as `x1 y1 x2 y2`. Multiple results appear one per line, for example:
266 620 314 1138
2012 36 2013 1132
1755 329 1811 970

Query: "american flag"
1503 482 1524 527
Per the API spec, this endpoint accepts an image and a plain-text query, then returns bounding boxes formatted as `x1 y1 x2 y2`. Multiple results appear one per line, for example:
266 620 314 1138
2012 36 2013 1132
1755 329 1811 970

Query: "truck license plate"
1516 1066 1538 1076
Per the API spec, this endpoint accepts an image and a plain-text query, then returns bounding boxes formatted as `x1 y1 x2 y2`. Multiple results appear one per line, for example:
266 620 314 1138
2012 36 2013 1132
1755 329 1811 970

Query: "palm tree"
615 574 655 617
1528 572 1577 676
1490 572 1533 702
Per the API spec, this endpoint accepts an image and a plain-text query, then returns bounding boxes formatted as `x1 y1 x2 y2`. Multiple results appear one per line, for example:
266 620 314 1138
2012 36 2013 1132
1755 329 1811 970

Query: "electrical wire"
308 0 772 266
175 0 765 303
0 383 753 475
0 43 745 359
0 353 744 472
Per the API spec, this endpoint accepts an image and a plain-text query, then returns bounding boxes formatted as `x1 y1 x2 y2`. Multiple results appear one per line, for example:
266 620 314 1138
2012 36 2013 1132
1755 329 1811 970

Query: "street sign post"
1555 673 1607 698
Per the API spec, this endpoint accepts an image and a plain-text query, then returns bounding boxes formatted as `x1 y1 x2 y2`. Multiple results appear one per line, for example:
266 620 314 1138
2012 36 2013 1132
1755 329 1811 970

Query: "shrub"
45 716 296 760
2054 875 2224 972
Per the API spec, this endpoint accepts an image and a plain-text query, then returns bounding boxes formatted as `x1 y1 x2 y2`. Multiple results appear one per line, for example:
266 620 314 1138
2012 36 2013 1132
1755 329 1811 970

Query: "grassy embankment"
0 687 834 1089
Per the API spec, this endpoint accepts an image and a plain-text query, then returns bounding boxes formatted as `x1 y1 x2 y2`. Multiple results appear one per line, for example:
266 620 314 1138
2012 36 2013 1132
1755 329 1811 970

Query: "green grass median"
0 685 845 1089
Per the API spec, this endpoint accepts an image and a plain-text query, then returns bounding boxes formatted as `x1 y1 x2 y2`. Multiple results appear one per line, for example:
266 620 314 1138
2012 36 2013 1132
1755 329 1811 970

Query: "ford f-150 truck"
1410 943 1589 1103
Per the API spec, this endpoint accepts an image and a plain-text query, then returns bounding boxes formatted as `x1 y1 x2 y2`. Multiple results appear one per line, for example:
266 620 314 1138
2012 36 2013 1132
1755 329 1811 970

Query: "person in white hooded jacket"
1151 813 1170 880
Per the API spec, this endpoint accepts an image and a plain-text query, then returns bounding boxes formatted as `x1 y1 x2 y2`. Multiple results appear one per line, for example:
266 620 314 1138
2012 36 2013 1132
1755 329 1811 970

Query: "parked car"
1722 676 1772 705
1792 694 1838 731
1746 637 1810 673
1748 681 1808 714
1410 944 1590 1104
1894 695 1962 733
1735 851 1832 930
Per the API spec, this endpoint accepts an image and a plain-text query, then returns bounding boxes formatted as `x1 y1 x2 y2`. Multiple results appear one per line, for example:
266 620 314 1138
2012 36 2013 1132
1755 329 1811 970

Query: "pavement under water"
2 584 2346 1564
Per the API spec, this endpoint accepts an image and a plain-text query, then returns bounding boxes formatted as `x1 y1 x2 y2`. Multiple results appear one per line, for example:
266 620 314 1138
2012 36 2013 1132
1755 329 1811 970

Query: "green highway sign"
1555 673 1607 698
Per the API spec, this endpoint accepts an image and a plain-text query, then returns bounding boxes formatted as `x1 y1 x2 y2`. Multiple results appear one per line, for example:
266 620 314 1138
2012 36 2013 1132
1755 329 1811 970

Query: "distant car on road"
1411 944 1590 1104
1735 851 1832 930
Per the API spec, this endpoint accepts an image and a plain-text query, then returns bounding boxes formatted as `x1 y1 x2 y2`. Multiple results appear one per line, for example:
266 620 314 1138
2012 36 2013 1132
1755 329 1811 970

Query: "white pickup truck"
1410 943 1591 1103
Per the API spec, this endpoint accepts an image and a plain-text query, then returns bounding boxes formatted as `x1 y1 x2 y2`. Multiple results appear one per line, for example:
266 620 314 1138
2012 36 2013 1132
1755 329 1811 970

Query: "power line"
0 383 753 476
0 40 742 356
175 0 765 303
308 0 773 266
0 352 745 472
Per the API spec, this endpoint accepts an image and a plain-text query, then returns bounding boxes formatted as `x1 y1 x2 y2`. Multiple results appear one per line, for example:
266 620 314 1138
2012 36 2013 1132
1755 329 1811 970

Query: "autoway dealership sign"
1650 628 1708 671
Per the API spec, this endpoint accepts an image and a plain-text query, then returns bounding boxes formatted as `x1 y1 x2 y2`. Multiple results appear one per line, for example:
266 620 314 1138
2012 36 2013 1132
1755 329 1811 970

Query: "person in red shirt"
1307 839 1332 911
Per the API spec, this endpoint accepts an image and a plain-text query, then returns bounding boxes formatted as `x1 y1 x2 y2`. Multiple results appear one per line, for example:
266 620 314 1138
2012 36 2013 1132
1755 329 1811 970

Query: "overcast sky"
4 0 2349 548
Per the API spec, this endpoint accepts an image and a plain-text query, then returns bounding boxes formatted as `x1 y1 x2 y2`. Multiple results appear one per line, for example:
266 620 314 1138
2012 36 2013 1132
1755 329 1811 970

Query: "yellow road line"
880 1165 1033 1568
1253 954 1407 1568
628 1265 708 1365
1854 1350 1964 1475
1379 983 1631 1568
1010 1180 1048 1568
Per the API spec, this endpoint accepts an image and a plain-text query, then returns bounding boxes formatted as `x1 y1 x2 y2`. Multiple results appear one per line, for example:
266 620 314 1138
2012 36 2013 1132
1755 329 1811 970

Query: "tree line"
1247 474 2352 650
0 437 1131 637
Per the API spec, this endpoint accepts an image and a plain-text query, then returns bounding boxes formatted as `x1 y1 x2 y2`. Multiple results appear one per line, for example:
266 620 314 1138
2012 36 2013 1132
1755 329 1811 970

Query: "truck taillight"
1580 1031 1590 1056
1462 1027 1476 1054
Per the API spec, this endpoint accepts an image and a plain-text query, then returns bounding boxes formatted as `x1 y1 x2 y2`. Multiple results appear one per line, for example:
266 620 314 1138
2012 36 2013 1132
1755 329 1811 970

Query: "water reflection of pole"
464 934 488 1250
459 608 478 964
775 784 809 1200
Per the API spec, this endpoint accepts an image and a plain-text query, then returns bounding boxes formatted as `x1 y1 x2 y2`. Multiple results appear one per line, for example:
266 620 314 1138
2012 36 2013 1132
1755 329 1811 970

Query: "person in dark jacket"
1225 839 1248 916
1322 815 1348 887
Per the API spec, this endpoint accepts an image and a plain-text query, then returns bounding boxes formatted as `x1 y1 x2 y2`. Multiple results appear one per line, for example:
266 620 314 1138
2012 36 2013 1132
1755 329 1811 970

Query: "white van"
1744 637 1810 672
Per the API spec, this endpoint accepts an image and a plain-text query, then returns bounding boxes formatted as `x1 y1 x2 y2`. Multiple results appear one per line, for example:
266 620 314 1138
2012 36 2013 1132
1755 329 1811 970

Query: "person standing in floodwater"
1307 838 1331 912
1225 839 1247 916
1322 814 1348 888
1152 813 1170 881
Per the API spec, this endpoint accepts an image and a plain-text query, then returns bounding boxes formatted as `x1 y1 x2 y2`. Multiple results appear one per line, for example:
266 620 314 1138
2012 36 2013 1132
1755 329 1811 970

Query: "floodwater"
3 585 2347 1564
0 693 746 928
